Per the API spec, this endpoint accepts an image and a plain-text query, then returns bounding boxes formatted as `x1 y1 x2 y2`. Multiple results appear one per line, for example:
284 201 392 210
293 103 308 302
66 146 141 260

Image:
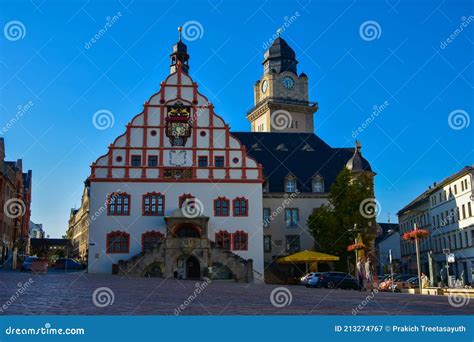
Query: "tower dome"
263 37 298 74
346 141 373 172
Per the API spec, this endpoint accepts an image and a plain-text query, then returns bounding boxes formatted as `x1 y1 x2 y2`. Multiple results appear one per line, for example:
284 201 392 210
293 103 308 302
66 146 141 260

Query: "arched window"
108 192 130 216
106 231 130 253
232 231 248 251
142 231 164 252
284 174 297 193
215 230 231 249
214 197 230 216
233 197 249 216
142 192 165 216
179 193 195 208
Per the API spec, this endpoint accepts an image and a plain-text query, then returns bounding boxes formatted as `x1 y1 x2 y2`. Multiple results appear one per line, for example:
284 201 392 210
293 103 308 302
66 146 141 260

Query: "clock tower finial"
170 27 189 74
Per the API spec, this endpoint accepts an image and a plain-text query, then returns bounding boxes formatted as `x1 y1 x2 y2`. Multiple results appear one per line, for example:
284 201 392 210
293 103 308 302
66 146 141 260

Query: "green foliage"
307 167 374 270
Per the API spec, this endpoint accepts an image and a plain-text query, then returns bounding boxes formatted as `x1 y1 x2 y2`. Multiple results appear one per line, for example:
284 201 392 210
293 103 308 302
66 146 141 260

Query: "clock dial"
282 76 295 89
261 79 268 93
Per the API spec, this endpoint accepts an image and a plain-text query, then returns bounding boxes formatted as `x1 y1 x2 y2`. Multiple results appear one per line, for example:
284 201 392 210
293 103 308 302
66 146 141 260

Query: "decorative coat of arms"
165 102 192 146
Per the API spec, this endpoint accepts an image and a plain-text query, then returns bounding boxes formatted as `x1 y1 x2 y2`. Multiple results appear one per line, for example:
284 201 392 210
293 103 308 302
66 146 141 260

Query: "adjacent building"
398 165 474 285
375 222 400 274
0 138 32 267
67 184 90 261
29 221 45 239
80 32 375 282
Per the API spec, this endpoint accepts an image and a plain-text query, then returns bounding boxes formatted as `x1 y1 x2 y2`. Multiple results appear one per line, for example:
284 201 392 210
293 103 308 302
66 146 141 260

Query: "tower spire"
170 27 189 74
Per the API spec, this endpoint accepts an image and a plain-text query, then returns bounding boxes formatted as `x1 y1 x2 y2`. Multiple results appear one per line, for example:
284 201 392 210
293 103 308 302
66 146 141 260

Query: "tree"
307 167 375 270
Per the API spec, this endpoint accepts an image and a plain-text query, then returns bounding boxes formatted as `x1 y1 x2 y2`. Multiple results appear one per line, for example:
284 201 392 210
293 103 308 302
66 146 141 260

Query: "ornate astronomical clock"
165 102 192 146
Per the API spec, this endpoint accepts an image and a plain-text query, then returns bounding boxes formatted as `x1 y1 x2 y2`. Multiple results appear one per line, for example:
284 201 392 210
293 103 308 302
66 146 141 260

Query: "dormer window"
285 175 297 193
275 144 288 151
312 176 324 193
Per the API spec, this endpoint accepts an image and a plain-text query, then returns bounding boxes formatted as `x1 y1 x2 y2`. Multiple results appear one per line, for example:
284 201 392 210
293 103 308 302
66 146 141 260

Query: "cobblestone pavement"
0 270 472 315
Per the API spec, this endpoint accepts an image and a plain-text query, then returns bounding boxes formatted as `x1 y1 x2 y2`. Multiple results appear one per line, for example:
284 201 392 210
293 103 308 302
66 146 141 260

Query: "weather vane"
178 26 183 41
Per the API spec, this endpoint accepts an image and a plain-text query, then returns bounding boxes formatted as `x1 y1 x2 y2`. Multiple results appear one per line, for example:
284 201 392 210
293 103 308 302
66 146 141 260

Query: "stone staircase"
117 238 254 283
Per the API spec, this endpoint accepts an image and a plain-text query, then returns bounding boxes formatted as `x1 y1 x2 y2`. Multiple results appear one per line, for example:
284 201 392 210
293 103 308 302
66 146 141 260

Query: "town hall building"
81 30 375 283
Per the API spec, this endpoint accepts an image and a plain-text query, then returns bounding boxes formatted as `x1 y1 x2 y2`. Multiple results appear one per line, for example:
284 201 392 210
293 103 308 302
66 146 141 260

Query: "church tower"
247 36 318 133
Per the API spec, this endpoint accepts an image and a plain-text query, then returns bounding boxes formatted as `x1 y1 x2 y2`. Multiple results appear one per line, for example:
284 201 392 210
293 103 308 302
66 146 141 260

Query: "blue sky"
1 0 473 237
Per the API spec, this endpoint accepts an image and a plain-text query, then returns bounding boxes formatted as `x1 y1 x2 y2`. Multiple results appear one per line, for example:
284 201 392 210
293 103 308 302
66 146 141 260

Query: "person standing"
357 257 365 291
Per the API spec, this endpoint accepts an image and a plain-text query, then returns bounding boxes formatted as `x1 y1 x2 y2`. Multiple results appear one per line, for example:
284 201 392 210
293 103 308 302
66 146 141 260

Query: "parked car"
394 275 417 289
311 272 361 290
21 256 39 271
407 277 420 288
54 258 84 270
303 272 321 287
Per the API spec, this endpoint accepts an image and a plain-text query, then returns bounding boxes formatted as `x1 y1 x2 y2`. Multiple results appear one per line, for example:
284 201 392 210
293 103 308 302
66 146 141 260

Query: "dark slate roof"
375 223 399 244
264 37 296 60
263 37 298 74
231 132 372 193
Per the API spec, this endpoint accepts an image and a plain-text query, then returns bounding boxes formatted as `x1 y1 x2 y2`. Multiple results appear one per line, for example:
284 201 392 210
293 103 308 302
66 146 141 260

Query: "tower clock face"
282 76 295 89
261 79 268 93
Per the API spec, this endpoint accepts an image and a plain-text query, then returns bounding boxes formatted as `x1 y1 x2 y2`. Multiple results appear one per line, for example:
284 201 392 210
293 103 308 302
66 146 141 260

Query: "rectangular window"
143 193 164 216
263 208 271 227
285 179 296 193
198 156 208 167
215 156 224 168
285 208 299 228
131 155 142 166
313 180 324 192
286 235 300 253
468 202 472 217
264 236 272 253
454 184 457 195
462 204 466 219
148 155 158 167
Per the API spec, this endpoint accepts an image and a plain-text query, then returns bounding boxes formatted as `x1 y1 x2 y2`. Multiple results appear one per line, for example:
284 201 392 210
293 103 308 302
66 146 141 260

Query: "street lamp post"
414 224 422 294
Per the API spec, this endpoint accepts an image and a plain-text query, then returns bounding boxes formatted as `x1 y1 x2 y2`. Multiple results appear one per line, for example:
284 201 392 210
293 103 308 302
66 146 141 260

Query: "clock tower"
247 37 318 133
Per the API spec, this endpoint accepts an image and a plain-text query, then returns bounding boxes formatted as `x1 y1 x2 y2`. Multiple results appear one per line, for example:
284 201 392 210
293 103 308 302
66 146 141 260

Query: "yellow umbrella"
276 250 339 273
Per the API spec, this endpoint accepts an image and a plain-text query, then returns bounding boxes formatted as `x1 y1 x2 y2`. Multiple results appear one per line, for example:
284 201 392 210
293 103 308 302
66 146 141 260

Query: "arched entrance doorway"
186 255 200 279
176 255 201 280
